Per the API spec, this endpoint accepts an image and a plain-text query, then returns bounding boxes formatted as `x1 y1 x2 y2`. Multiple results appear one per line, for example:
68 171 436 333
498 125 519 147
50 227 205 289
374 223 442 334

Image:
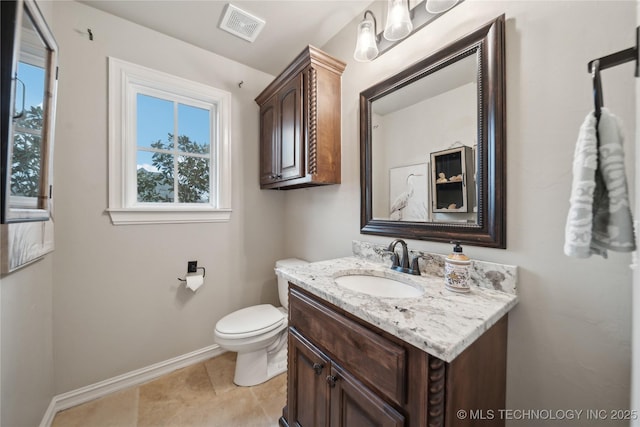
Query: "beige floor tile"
251 373 287 422
137 362 217 426
204 386 272 427
203 352 236 394
51 354 287 427
51 387 138 427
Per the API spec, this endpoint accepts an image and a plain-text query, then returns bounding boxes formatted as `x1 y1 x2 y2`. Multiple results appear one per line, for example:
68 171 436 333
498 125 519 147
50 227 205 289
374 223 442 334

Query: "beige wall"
286 0 637 423
50 1 286 393
1 257 55 427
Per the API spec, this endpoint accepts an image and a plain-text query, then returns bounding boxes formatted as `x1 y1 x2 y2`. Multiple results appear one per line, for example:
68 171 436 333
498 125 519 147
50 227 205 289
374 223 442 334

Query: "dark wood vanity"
255 46 345 190
281 285 508 427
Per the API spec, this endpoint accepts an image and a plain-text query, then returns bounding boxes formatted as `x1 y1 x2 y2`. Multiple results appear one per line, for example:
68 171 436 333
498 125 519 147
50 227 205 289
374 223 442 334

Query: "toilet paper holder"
177 260 206 282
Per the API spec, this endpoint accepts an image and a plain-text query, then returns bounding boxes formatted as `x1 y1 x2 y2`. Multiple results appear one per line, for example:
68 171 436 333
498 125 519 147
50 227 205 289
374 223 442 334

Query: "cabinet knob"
276 174 283 179
312 363 324 375
326 375 338 388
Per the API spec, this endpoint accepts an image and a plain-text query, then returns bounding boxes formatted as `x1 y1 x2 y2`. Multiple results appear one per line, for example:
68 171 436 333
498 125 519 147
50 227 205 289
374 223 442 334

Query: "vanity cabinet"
288 330 404 427
281 285 508 427
430 146 475 213
255 46 345 190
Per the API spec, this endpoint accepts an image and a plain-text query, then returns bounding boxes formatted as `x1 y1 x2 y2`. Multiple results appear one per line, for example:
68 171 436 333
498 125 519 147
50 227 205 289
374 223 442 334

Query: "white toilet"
214 258 308 386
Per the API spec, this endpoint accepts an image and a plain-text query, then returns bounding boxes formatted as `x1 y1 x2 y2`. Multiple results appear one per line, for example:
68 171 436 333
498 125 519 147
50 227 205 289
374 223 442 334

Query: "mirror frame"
360 15 506 248
0 0 58 224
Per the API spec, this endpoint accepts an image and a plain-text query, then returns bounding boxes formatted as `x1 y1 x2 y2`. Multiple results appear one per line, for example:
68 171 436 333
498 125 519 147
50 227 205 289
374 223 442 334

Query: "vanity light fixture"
383 0 413 41
353 0 464 63
354 10 380 62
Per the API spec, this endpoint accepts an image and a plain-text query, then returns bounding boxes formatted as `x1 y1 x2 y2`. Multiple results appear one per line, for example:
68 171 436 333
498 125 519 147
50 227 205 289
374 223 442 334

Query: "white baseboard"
39 344 225 427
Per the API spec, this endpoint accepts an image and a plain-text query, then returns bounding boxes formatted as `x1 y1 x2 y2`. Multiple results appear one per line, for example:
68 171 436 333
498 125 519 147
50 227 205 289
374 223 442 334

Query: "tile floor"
51 352 286 427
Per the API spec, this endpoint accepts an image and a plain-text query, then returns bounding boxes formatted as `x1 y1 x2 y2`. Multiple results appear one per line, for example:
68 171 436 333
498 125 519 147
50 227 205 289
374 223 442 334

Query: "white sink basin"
334 274 424 298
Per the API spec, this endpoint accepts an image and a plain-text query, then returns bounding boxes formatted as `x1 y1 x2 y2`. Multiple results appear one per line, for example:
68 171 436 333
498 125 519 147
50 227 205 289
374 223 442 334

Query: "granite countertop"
276 256 518 363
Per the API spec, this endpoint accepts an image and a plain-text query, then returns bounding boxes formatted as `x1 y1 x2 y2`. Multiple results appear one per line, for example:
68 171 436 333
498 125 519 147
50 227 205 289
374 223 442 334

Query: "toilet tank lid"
216 304 284 335
276 258 309 268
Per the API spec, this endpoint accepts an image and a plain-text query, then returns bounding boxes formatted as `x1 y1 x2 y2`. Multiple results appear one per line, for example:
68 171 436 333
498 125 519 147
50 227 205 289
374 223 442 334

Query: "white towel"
564 108 636 258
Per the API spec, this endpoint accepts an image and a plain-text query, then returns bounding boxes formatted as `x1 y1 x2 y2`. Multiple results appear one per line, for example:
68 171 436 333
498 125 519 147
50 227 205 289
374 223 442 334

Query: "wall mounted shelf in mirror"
360 15 505 248
431 146 475 214
1 0 58 223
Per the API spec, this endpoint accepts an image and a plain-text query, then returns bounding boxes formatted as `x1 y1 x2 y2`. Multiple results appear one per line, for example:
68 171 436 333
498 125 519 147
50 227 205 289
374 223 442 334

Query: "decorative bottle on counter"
444 242 471 293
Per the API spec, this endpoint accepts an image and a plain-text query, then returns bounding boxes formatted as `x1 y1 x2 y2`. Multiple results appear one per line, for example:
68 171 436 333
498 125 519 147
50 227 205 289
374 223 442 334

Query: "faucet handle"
409 255 422 276
389 251 400 268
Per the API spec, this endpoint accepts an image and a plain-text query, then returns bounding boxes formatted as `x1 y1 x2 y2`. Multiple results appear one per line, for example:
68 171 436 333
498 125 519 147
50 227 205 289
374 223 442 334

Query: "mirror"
1 0 58 223
360 15 505 248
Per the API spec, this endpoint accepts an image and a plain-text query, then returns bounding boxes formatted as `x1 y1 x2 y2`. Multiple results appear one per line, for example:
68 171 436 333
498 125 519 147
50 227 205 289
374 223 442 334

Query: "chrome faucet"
387 239 420 275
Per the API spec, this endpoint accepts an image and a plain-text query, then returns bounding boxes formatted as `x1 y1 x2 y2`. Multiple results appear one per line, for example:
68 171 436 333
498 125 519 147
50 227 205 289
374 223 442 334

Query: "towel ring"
591 59 603 121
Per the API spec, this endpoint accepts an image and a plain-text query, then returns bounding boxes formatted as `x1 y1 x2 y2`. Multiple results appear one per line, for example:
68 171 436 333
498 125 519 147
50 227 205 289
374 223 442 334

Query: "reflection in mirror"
1 0 58 223
371 53 478 224
360 16 506 248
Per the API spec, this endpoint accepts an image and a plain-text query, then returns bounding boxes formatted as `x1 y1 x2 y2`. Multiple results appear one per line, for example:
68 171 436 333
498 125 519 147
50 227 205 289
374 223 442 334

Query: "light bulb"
354 18 379 62
383 0 412 41
425 0 458 14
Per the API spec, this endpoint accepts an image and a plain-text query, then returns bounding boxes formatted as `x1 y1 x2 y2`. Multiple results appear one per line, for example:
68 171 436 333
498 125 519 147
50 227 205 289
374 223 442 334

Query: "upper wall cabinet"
255 46 345 190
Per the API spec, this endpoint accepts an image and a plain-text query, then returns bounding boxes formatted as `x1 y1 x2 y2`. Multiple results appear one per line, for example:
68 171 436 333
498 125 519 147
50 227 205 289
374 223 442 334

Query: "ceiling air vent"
218 3 266 43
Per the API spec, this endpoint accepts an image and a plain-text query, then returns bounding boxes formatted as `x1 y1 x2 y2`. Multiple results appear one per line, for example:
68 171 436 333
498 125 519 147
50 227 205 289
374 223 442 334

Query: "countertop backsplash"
352 240 517 295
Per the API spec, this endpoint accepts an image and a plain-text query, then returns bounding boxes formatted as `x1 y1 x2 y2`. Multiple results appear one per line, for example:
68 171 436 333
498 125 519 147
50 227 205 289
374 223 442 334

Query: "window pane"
177 103 210 154
137 94 173 150
11 130 42 198
137 150 174 202
17 62 45 133
178 155 210 203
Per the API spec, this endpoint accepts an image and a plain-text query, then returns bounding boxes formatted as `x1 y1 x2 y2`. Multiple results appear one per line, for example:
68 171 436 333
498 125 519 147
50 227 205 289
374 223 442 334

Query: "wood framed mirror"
1 0 58 224
360 15 506 248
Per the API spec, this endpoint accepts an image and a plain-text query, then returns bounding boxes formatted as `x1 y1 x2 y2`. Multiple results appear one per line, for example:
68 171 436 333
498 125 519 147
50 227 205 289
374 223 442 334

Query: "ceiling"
79 0 373 76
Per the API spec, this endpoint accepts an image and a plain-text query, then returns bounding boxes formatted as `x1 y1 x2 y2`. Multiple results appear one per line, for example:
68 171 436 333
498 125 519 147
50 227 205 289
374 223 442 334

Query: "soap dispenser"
444 241 471 293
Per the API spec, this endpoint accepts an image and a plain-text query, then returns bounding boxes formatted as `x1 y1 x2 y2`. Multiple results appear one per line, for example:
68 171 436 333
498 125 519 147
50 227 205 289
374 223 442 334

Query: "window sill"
106 208 232 225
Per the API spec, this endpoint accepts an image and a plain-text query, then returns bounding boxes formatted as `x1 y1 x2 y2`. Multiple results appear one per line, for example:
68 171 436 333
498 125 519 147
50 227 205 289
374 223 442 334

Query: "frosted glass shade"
353 19 379 62
383 0 413 41
425 0 459 14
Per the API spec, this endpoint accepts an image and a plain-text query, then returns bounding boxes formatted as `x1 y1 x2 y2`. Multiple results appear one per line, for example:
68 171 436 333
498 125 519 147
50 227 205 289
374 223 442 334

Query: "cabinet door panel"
288 328 330 427
278 75 304 181
289 288 406 406
330 365 405 427
259 98 277 184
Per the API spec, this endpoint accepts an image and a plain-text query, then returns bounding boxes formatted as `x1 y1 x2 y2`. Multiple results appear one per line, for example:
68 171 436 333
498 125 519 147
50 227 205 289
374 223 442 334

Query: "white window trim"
107 57 232 225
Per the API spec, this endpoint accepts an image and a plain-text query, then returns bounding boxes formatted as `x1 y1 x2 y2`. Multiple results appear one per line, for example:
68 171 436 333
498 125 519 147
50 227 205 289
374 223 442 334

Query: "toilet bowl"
214 258 308 386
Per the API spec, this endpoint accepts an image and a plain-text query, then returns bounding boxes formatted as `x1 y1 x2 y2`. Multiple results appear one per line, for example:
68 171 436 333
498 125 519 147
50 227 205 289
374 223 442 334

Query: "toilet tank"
275 258 308 310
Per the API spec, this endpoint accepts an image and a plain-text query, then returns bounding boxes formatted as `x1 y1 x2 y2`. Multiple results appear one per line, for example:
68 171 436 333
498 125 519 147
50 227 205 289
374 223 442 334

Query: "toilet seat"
215 304 285 339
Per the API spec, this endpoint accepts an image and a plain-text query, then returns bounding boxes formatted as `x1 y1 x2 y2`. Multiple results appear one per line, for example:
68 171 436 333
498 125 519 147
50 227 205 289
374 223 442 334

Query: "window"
12 60 46 209
107 57 231 224
10 20 51 213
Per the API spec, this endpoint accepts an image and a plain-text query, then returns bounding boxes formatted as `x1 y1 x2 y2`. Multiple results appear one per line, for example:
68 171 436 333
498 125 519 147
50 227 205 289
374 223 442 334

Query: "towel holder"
587 26 639 77
591 59 603 121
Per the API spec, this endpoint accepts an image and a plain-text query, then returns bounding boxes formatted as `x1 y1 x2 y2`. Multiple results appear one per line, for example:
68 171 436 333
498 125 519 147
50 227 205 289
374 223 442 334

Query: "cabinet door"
277 74 305 182
259 97 277 185
329 365 405 427
288 328 330 427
